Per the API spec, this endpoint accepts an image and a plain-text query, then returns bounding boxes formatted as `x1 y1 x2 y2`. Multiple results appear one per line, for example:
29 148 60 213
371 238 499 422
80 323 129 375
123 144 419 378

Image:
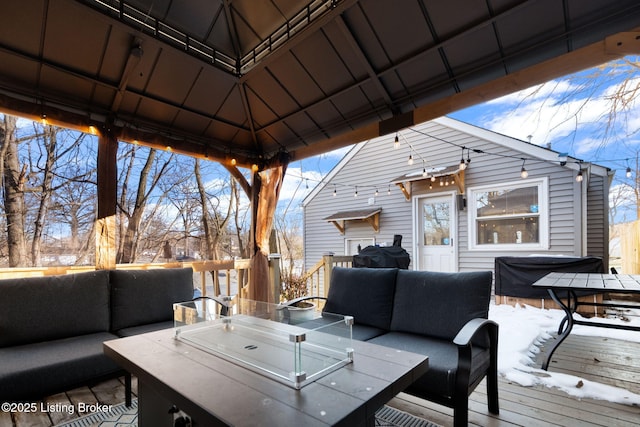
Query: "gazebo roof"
1 0 640 167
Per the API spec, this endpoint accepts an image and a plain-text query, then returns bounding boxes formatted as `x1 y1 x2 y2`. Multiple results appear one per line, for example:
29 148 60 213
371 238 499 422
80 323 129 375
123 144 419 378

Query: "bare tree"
116 145 174 263
1 115 27 266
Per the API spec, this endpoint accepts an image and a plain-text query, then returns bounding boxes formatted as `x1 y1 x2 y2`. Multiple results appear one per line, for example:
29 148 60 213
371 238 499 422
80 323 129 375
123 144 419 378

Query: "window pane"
477 217 539 244
475 186 539 217
423 201 450 246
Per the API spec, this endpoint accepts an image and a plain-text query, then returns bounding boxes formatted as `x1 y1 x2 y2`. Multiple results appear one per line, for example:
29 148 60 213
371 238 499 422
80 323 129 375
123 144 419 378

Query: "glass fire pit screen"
173 297 354 389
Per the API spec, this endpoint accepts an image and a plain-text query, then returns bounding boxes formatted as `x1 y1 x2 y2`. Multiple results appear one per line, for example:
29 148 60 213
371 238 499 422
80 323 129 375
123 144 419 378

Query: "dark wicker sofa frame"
0 268 195 404
286 267 499 427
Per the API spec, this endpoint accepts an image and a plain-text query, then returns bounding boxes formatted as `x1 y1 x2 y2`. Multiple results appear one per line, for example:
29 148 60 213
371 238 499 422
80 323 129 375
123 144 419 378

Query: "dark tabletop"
104 327 429 426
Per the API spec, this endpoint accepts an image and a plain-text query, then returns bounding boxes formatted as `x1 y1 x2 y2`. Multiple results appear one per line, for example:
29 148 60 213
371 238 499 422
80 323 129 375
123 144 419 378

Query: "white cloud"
479 75 640 156
280 167 324 203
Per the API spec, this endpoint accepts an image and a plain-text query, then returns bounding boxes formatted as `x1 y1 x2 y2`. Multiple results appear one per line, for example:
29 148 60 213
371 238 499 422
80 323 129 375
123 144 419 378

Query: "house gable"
303 116 609 274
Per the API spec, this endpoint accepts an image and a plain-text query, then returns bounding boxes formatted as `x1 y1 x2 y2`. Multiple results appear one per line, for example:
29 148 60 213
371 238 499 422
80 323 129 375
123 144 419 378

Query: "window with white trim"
468 178 548 250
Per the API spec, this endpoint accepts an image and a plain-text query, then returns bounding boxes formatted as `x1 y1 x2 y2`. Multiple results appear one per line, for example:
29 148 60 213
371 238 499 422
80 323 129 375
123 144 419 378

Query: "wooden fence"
621 220 640 274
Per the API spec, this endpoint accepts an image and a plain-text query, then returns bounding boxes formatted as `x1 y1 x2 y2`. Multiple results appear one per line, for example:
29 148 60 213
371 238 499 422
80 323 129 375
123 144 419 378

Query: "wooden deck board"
7 336 640 427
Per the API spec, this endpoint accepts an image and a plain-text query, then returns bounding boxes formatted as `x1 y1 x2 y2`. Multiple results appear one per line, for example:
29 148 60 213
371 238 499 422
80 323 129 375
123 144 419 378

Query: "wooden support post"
322 252 335 297
96 130 117 270
269 253 281 303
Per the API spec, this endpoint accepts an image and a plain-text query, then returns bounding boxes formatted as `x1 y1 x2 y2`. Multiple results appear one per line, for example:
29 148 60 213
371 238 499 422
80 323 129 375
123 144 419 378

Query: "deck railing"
0 252 352 302
0 261 253 299
302 252 353 297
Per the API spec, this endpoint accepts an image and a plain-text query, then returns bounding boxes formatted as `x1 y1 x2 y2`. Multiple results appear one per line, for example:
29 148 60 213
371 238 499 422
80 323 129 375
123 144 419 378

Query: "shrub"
280 269 309 302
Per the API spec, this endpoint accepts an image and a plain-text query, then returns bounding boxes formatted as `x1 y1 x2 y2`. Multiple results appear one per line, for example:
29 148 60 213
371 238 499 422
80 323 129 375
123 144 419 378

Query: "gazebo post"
249 165 286 303
96 129 118 270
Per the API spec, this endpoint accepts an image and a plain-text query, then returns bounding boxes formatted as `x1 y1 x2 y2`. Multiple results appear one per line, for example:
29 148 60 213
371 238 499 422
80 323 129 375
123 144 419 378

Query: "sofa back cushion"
0 270 111 348
323 267 398 330
390 270 492 341
110 268 194 332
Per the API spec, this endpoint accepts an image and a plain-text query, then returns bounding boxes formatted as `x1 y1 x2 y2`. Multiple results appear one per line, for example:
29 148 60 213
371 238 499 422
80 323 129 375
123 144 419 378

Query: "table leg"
541 289 576 370
138 381 175 427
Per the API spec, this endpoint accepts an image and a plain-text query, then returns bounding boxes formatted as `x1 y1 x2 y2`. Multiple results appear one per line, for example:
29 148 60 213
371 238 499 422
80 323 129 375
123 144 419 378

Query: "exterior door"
417 194 456 272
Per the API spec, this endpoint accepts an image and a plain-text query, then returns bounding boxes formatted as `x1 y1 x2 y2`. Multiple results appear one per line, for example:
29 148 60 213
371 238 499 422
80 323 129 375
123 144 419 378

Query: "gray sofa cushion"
390 270 492 341
323 267 397 330
296 316 387 341
110 268 194 332
368 331 491 399
0 270 111 348
0 332 122 401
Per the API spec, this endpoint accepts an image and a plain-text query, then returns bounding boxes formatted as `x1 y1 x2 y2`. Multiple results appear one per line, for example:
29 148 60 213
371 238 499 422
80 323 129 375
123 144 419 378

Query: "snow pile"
489 303 640 405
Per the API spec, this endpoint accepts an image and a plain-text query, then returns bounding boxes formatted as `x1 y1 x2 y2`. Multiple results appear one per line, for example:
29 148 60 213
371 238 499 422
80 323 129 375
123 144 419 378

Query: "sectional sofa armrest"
453 318 498 347
453 318 499 399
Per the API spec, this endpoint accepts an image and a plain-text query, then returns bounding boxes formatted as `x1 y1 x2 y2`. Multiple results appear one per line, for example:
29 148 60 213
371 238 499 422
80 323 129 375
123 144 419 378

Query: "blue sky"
280 56 640 224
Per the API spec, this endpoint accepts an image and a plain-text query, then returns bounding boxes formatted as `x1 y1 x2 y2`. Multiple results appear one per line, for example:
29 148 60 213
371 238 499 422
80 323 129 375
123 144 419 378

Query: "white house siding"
303 118 610 277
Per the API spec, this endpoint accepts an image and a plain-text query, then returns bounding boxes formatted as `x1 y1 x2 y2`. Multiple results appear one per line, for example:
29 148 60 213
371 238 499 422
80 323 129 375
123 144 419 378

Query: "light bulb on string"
520 159 528 179
408 153 414 165
626 166 632 178
459 147 467 170
354 186 358 197
393 134 400 149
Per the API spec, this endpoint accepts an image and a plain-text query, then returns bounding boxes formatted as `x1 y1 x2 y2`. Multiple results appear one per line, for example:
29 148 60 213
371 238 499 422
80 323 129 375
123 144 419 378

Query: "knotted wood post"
96 129 117 270
249 164 287 303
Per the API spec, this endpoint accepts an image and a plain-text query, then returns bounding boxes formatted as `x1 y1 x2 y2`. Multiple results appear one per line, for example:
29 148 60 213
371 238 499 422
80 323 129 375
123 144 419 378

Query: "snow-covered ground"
490 303 640 405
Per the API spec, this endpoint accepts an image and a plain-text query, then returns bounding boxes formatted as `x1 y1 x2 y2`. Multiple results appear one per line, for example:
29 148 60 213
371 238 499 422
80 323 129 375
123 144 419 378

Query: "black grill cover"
495 256 604 298
353 246 410 269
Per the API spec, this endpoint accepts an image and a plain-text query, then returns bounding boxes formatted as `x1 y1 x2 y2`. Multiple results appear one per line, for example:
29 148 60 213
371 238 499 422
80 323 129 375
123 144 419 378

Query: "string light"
520 159 528 178
459 147 467 171
626 166 632 178
284 126 607 201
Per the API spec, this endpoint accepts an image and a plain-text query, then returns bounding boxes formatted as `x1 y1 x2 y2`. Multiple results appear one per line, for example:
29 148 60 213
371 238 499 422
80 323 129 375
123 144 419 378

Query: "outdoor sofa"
286 266 499 427
0 267 194 403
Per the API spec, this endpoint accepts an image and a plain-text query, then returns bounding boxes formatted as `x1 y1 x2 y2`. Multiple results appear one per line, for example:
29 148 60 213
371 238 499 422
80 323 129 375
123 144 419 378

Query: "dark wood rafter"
334 16 395 112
